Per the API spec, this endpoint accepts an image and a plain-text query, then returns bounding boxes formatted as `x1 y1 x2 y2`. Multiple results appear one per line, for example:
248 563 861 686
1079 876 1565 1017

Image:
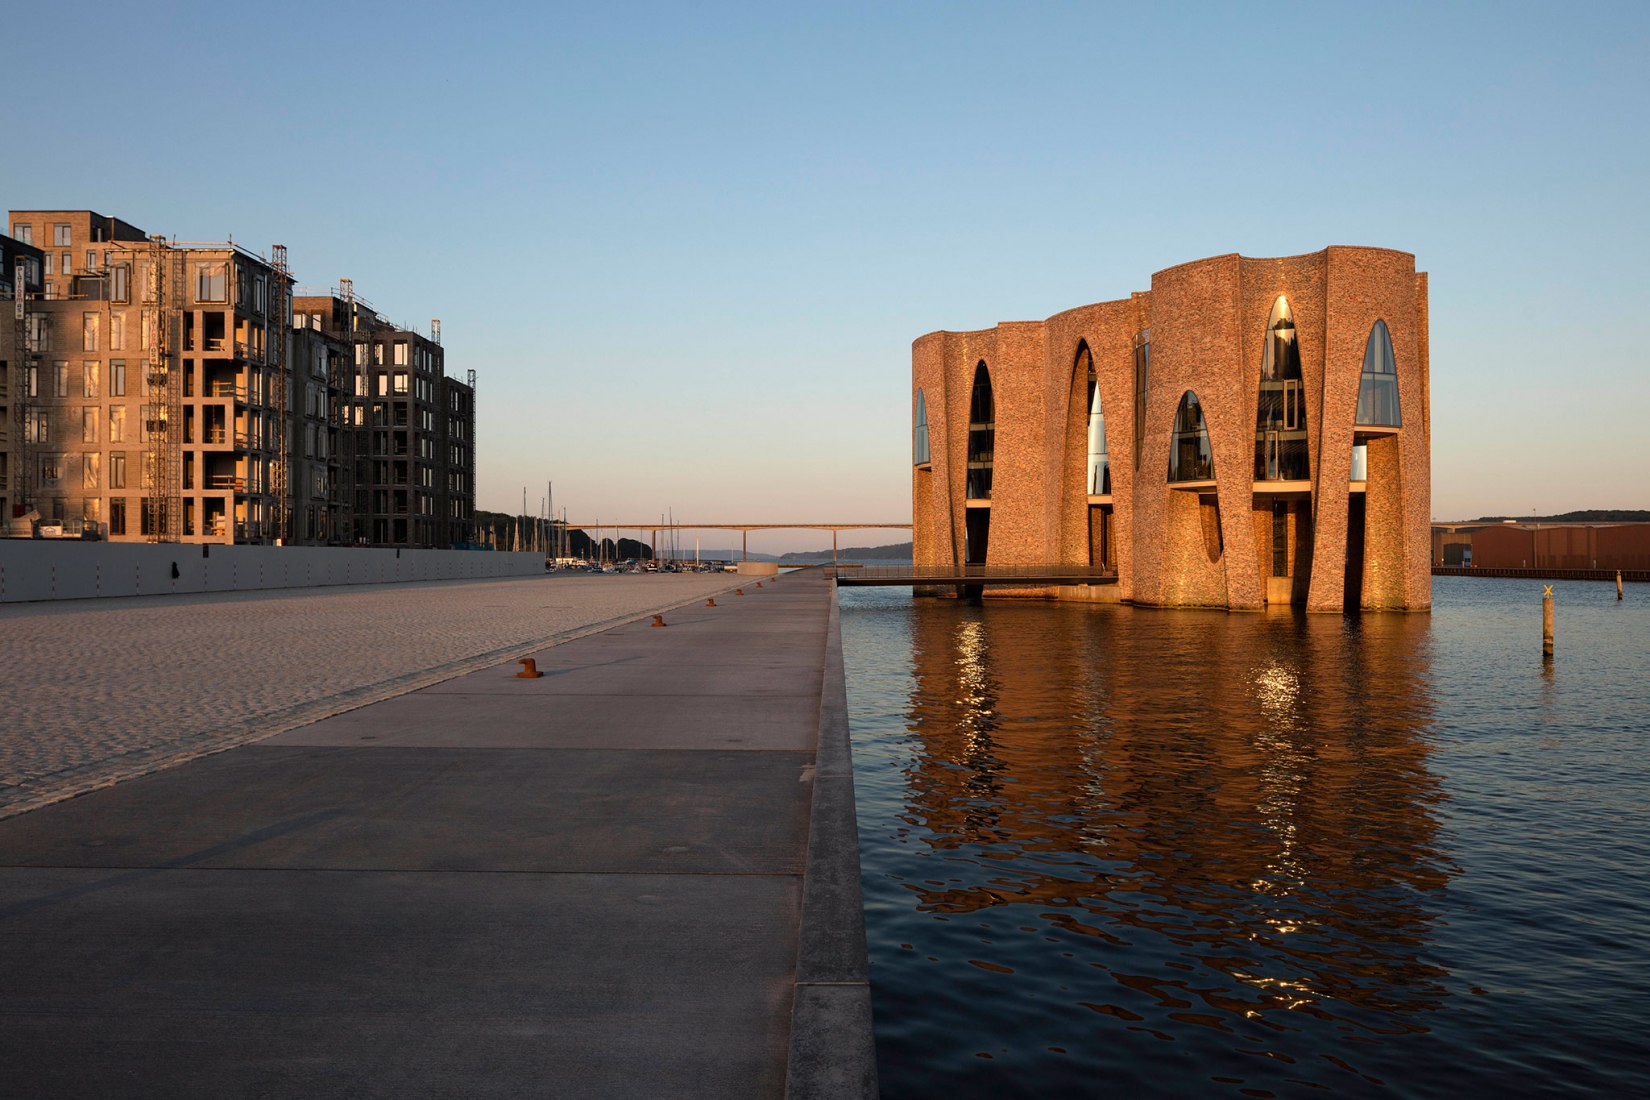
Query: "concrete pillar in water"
1543 585 1555 657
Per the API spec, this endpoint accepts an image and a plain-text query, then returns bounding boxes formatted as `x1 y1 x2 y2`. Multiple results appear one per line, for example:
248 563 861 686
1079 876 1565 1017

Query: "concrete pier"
0 569 874 1097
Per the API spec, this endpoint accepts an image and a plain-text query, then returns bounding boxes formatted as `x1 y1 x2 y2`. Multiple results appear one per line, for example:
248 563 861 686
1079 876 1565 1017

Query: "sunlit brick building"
911 247 1431 612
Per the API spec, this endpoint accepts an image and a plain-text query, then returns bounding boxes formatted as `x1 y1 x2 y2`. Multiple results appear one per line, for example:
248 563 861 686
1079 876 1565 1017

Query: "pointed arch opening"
1074 341 1113 569
913 389 930 466
1132 329 1150 470
1254 295 1310 482
1168 390 1214 485
1077 343 1110 496
966 361 994 501
1356 319 1401 428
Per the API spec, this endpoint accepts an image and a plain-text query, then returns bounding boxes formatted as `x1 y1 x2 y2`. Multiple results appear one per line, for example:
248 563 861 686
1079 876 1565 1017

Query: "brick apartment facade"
912 247 1431 612
1 209 475 548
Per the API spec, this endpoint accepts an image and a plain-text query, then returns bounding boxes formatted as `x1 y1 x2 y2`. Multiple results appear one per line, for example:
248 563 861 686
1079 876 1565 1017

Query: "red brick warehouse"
911 247 1431 612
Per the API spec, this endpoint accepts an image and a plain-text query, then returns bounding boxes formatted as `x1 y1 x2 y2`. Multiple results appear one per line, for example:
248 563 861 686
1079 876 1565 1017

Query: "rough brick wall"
911 247 1430 611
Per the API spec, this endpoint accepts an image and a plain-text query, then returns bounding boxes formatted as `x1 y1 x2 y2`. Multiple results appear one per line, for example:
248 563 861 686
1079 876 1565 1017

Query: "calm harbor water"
841 577 1650 1098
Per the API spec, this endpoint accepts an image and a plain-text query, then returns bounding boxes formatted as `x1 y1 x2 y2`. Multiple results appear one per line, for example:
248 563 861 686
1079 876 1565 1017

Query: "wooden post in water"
1618 570 1624 600
1542 585 1555 657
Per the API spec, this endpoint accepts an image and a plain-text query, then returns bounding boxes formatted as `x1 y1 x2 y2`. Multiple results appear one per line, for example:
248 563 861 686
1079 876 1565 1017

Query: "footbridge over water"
560 522 911 562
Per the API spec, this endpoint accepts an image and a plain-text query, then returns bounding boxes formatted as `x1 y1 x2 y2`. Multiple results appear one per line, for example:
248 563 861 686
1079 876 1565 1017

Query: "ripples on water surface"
842 577 1650 1098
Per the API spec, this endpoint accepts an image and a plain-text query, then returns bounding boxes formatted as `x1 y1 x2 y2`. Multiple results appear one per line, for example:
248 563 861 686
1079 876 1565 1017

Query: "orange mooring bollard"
516 658 544 679
706 597 717 607
651 614 667 627
735 588 744 596
755 581 763 588
1618 570 1625 600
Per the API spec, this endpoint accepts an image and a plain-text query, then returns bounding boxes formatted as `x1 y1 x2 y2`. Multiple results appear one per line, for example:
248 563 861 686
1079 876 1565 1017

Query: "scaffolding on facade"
144 236 183 542
269 243 290 543
10 256 34 525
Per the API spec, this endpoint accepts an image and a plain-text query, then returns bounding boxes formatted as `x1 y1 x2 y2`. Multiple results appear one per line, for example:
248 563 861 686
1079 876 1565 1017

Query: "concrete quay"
0 569 875 1098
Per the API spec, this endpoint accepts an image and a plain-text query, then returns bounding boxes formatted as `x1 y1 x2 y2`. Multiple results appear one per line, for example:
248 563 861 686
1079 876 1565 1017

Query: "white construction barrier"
0 541 547 604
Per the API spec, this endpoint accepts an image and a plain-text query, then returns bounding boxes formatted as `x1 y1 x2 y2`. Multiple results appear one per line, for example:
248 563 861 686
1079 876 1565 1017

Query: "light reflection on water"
842 578 1650 1098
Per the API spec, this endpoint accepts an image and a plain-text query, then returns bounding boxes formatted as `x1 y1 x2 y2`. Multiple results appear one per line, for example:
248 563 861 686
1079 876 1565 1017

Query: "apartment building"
4 209 476 548
292 288 475 548
3 209 294 542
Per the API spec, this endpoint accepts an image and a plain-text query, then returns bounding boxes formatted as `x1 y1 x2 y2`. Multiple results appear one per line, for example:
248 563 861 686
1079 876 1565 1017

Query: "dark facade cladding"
1 208 475 548
912 247 1431 612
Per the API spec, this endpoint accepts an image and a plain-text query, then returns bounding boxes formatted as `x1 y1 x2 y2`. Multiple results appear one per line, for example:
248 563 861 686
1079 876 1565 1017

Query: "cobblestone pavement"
0 572 744 819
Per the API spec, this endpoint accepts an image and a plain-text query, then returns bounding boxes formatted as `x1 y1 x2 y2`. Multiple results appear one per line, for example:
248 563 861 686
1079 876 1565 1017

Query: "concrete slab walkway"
0 569 875 1098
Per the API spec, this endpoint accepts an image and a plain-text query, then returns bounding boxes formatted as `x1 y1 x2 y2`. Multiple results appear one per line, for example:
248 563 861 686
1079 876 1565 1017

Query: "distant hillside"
780 541 913 562
1469 510 1650 523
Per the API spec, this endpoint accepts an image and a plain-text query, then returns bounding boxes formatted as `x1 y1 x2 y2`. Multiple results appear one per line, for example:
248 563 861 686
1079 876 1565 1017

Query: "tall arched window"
966 361 994 500
1168 391 1214 483
1356 320 1401 427
1132 329 1150 470
913 389 930 466
1254 295 1310 481
1078 343 1110 495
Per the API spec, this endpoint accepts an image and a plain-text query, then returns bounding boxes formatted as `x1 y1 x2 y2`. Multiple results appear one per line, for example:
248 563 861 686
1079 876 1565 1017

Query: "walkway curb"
785 585 879 1097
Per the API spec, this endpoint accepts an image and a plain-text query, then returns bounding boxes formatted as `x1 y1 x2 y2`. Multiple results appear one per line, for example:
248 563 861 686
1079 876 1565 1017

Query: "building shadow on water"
887 598 1454 1093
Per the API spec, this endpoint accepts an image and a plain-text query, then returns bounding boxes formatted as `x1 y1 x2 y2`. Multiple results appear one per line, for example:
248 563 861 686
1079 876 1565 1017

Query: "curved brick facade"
911 247 1430 612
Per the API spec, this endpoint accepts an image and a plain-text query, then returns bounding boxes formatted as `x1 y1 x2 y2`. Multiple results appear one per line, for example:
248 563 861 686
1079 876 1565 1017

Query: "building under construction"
1 208 476 548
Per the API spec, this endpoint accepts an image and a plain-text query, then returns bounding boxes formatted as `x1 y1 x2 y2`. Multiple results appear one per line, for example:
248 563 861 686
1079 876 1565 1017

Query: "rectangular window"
1283 380 1300 431
109 404 126 442
111 264 130 303
109 497 126 535
43 253 53 277
83 451 101 489
253 275 266 314
393 372 409 395
12 223 31 244
111 451 127 489
39 453 64 488
141 312 153 349
27 362 39 397
53 223 71 246
394 342 408 365
25 314 48 352
110 313 125 350
28 409 50 443
84 362 100 398
83 497 101 526
373 343 383 365
54 361 69 397
82 406 99 443
196 263 227 303
111 360 126 396
85 249 96 271
83 312 100 351
61 252 71 276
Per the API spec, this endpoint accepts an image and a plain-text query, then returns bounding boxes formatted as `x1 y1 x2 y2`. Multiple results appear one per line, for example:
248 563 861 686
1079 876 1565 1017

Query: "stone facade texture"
911 247 1431 612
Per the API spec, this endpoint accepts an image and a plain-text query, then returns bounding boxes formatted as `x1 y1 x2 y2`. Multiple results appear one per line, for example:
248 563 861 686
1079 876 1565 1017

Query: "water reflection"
883 598 1453 1094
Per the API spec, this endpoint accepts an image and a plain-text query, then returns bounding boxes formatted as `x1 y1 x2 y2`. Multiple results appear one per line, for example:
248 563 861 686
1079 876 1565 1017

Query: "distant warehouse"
1434 521 1650 572
912 247 1430 612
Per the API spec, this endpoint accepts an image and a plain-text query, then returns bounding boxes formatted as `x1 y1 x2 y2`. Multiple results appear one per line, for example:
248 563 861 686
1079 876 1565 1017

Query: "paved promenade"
0 569 874 1097
0 572 737 819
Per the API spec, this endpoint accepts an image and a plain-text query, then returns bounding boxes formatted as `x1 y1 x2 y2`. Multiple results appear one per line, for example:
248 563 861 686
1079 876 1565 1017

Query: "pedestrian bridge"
831 564 1117 588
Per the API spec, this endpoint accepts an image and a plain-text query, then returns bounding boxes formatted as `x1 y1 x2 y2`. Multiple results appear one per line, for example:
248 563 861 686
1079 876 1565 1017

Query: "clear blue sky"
5 1 1646 551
